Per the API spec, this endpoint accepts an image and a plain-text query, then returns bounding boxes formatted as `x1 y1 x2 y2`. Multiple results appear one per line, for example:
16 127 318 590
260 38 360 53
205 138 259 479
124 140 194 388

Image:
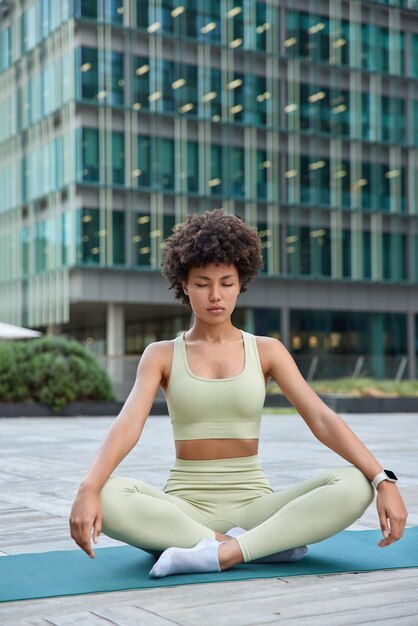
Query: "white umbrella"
0 322 42 339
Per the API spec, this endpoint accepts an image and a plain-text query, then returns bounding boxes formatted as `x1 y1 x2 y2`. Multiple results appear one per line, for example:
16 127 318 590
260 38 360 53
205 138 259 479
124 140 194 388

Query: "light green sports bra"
165 331 266 440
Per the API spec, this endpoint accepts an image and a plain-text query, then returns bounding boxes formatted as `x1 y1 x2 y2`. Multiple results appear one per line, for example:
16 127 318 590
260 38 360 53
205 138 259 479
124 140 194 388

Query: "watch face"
384 469 398 481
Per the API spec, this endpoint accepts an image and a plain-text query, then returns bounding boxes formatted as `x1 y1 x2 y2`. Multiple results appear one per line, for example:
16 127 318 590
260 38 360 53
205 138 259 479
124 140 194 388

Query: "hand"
69 485 102 558
376 481 408 547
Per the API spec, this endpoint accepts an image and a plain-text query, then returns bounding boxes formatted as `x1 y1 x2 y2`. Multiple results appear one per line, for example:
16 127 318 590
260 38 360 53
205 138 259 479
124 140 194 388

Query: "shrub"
0 337 115 411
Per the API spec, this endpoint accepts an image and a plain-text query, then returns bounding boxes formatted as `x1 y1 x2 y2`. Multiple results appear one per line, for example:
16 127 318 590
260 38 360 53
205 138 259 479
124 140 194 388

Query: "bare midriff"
175 438 259 460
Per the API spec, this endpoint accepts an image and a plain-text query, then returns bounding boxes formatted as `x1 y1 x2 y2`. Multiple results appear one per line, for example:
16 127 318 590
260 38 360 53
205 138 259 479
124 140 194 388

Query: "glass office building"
0 0 417 381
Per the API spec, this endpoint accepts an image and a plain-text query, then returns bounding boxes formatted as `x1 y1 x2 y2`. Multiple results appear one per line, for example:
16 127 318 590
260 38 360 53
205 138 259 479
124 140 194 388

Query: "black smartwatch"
372 469 398 489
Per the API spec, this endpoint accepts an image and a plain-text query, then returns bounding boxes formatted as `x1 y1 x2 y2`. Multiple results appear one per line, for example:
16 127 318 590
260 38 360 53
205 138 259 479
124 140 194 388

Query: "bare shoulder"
254 335 287 357
254 335 291 374
140 339 174 366
137 339 175 385
142 339 174 356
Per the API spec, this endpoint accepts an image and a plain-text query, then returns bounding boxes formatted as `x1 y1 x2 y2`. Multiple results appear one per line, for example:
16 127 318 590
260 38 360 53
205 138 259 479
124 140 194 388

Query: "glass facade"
0 0 417 371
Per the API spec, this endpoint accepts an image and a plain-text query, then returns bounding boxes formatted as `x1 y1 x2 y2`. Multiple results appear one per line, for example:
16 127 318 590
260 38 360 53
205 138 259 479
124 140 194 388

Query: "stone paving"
0 413 417 625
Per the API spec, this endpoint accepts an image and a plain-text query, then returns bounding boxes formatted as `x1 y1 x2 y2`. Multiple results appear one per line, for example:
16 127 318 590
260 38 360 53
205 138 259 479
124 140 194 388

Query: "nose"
209 286 221 302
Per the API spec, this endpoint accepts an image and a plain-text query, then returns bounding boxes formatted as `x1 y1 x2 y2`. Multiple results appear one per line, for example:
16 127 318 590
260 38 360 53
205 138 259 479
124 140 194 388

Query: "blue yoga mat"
1 527 417 603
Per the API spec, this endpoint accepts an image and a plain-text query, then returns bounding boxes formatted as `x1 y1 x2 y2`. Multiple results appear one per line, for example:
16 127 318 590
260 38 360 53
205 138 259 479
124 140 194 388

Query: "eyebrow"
195 274 236 280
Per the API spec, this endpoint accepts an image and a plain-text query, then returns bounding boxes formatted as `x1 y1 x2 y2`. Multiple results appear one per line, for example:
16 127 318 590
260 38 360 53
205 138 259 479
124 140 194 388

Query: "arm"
69 342 168 557
257 337 408 546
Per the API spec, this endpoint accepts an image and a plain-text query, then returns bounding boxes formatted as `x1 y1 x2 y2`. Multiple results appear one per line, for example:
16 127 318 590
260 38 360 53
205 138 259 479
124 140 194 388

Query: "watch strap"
372 470 397 489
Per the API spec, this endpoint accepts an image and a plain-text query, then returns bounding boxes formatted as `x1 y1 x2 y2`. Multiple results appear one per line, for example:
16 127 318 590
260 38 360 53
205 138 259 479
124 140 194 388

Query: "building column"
244 308 255 334
46 324 62 337
106 303 125 399
106 303 125 357
281 306 290 349
371 314 385 379
407 311 417 380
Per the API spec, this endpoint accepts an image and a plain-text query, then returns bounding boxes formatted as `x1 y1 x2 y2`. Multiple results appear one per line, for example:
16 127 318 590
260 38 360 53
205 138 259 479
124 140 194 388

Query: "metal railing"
97 354 410 401
294 354 409 382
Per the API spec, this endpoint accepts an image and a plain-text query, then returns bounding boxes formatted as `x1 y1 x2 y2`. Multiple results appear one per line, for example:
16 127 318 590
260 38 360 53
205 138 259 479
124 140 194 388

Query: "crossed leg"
100 466 374 576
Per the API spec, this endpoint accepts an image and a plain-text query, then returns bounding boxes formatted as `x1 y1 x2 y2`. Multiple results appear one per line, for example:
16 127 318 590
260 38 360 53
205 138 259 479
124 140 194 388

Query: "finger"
79 531 95 558
379 519 404 547
378 508 390 540
78 523 96 558
93 514 102 544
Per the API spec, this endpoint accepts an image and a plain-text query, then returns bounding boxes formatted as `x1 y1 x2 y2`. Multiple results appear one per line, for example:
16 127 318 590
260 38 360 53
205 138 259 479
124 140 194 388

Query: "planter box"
0 400 167 417
265 394 418 413
0 395 416 417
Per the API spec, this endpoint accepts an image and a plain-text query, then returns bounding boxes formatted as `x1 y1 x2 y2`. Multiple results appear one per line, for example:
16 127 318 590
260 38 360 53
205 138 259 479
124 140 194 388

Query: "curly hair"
161 209 264 306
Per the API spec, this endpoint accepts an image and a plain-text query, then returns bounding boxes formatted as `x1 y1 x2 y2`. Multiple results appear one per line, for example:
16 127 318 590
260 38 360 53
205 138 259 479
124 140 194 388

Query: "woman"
70 209 407 578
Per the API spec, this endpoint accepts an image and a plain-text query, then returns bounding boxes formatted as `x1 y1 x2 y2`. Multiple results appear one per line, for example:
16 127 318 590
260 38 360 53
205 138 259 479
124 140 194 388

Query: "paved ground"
0 413 417 625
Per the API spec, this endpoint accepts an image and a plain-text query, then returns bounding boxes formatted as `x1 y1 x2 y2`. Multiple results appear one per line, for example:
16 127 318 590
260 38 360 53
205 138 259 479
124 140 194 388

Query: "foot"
149 537 222 578
226 527 308 563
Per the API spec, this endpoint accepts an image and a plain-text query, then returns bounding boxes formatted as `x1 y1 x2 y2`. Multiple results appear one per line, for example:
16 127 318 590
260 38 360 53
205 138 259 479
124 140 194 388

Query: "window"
361 93 372 141
342 229 351 278
187 141 199 192
198 1 221 42
209 145 223 195
412 101 418 147
136 136 151 187
250 75 268 126
79 47 99 101
361 24 389 73
178 64 198 115
61 212 71 267
383 233 406 281
411 34 418 77
79 128 100 183
311 227 331 277
112 132 125 185
78 208 100 264
158 138 175 190
381 96 405 144
109 51 124 105
207 68 221 120
0 27 12 71
255 2 269 51
76 0 98 19
257 150 268 199
336 160 351 208
300 156 330 206
230 147 245 197
163 213 175 240
285 11 330 63
257 220 272 272
288 225 313 278
136 0 148 28
21 227 30 277
105 0 124 25
133 56 150 110
113 211 125 265
362 231 371 279
162 60 176 112
300 84 330 134
228 73 245 122
135 213 151 266
35 220 49 273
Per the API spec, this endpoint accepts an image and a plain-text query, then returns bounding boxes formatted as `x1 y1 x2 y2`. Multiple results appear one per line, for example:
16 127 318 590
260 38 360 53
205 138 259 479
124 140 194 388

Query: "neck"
186 319 240 343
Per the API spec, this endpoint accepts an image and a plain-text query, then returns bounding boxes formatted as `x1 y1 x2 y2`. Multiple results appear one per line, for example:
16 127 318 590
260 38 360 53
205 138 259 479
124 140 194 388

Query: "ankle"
215 532 234 542
218 539 244 571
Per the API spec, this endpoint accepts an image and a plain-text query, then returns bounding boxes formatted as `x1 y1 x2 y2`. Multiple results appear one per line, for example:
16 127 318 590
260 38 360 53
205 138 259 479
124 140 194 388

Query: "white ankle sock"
149 537 222 578
226 527 308 563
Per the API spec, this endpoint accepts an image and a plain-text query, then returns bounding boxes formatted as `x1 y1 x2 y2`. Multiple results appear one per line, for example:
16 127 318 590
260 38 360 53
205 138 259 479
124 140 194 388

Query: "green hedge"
0 337 115 411
268 377 418 398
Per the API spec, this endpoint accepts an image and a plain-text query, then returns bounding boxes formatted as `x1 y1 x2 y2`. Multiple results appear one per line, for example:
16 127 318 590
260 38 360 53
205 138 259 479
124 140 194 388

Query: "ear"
182 281 189 296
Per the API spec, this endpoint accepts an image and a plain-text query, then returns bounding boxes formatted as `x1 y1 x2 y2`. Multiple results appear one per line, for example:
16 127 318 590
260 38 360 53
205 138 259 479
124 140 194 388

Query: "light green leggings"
100 455 374 563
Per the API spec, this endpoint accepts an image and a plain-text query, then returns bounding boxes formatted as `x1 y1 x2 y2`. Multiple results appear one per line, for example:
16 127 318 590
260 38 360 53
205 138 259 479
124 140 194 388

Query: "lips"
208 307 224 312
